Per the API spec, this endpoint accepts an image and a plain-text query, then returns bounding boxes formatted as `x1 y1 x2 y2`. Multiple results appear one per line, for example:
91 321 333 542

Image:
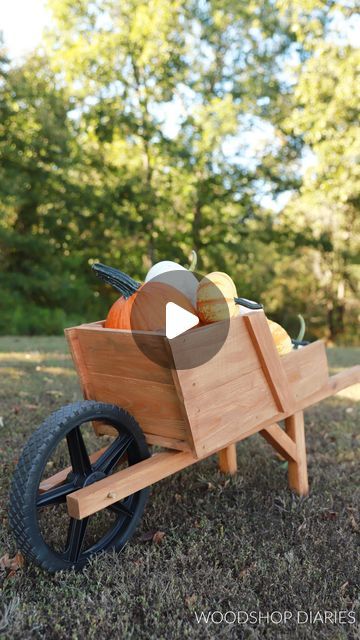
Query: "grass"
0 336 359 640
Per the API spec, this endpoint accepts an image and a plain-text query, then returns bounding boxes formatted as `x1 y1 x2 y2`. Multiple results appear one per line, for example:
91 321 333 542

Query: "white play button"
165 302 199 340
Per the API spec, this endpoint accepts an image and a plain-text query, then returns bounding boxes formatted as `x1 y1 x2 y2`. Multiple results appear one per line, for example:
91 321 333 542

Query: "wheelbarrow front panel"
281 340 329 402
65 322 195 452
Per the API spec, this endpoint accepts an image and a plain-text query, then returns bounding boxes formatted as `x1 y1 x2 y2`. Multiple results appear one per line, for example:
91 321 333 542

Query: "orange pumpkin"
105 281 197 332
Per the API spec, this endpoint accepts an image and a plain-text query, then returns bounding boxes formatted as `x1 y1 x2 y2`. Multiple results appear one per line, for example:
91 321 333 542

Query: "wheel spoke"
107 500 134 518
66 427 91 475
37 481 75 508
93 434 132 474
65 517 89 562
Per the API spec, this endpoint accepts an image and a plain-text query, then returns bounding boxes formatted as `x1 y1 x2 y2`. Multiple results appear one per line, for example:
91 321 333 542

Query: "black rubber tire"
9 401 150 573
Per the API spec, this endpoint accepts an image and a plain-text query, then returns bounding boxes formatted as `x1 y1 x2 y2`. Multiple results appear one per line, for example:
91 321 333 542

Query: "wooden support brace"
260 423 298 462
218 444 237 475
285 411 309 496
244 312 295 414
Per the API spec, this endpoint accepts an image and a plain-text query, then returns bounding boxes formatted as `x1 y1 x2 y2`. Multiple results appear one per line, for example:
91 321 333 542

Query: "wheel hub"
82 470 106 487
68 469 106 489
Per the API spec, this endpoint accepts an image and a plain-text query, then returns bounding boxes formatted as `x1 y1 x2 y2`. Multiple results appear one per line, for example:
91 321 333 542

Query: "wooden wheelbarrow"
9 310 359 572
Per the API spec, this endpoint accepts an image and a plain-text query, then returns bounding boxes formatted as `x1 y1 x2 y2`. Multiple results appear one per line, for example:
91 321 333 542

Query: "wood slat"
145 434 191 451
92 423 190 452
185 369 278 457
297 365 360 410
208 365 360 456
67 324 192 451
65 329 93 399
67 450 197 519
163 339 197 454
168 315 279 457
75 327 172 384
86 373 187 440
243 312 295 413
282 341 329 401
170 316 259 400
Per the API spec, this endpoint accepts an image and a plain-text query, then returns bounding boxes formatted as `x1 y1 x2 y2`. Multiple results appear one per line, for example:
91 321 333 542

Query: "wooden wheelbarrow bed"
60 310 359 520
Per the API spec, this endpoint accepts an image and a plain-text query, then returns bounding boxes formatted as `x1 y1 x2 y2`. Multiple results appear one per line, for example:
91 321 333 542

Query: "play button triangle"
165 302 199 340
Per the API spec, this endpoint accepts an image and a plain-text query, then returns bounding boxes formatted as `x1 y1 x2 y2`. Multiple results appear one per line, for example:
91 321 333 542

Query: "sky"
0 0 48 59
2 0 359 59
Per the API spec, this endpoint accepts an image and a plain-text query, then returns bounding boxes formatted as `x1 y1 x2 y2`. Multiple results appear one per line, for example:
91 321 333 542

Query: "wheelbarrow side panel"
169 313 330 458
62 315 359 520
65 322 196 453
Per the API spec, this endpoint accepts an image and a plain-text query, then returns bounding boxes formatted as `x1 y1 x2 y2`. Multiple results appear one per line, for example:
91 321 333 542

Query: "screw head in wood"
107 491 117 499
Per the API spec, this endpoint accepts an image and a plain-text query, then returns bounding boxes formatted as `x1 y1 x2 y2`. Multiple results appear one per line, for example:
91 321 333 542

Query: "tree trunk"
327 301 345 342
192 197 202 269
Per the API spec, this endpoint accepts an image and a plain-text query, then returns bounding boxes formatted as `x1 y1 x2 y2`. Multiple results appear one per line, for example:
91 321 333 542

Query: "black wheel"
9 401 150 573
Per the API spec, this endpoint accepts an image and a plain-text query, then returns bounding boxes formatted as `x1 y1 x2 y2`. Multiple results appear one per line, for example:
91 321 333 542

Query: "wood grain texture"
169 314 280 456
184 368 278 456
86 373 187 439
67 450 197 519
65 329 93 399
145 434 191 451
66 317 356 461
297 365 360 410
205 364 359 456
243 312 295 413
260 423 298 462
285 412 309 496
163 338 197 453
281 340 329 402
218 444 237 474
74 325 172 383
169 317 257 399
67 324 191 451
93 423 191 451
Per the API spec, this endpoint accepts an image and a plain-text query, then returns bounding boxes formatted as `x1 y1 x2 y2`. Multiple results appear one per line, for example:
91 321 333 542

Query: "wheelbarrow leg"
218 444 237 475
285 411 309 496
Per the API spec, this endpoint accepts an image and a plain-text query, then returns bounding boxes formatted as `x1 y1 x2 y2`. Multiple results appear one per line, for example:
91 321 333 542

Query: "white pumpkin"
145 261 187 282
145 260 198 306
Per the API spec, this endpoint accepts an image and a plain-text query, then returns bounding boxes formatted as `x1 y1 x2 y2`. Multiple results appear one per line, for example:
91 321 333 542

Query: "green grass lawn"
0 337 359 639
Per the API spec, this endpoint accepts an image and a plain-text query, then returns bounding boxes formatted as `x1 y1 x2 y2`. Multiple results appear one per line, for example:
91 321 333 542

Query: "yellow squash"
197 272 238 323
267 319 292 355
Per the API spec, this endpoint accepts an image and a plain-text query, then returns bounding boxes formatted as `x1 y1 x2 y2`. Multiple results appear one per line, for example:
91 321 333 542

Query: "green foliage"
276 0 360 343
0 1 358 341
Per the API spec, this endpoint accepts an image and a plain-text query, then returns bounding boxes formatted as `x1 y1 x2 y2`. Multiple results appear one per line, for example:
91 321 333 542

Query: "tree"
0 53 120 332
45 0 297 275
281 0 360 210
0 1 358 340
273 1 360 342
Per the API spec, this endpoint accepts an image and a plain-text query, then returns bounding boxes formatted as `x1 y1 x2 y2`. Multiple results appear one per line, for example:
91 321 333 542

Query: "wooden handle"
67 451 198 519
298 365 360 410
